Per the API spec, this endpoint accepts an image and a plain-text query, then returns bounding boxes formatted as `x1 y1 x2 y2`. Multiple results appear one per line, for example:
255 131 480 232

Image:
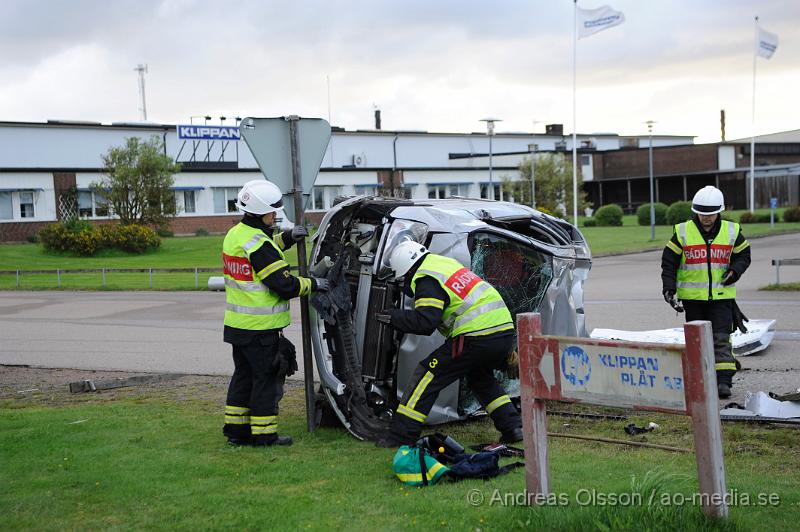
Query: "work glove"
313 277 330 292
505 349 520 380
376 312 392 326
291 225 309 242
662 288 684 313
273 337 298 378
721 269 738 286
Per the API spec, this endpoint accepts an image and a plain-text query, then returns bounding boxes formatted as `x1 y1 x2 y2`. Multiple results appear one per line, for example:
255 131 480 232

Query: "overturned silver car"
308 196 591 440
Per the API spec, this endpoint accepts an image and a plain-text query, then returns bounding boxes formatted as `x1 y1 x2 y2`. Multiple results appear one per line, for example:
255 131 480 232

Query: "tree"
507 153 591 218
92 136 180 227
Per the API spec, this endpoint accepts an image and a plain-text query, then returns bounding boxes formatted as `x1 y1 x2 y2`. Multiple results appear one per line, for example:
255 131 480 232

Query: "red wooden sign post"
517 312 728 519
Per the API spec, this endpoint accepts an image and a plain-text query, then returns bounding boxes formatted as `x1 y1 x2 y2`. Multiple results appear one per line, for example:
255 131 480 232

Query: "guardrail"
0 268 223 289
0 266 301 290
771 258 800 285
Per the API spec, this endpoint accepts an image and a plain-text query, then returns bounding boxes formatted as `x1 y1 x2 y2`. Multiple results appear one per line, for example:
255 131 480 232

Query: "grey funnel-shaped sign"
239 117 331 223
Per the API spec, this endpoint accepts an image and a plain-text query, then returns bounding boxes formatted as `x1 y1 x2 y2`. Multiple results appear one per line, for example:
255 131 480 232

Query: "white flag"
757 26 779 59
577 5 625 39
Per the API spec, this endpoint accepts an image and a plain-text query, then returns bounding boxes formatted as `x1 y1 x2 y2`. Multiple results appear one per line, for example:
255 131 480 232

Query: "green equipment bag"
392 445 449 487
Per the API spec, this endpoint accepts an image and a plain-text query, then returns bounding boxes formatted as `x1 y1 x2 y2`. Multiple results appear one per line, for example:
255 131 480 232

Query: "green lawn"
2 381 798 530
760 282 800 291
1 217 798 290
578 214 800 255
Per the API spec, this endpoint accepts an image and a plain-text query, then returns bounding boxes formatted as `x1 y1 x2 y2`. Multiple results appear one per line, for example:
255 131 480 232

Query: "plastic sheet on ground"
720 391 800 419
590 319 776 356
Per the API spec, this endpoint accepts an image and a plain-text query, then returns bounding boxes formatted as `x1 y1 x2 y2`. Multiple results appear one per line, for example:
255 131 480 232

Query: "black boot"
250 434 293 447
717 383 731 399
500 427 524 444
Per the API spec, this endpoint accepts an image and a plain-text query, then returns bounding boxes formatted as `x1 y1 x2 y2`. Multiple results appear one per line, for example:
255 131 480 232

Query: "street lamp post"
528 143 539 209
481 118 501 199
646 120 657 241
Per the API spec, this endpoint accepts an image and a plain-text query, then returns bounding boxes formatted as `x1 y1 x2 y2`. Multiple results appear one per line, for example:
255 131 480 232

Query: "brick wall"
0 221 52 243
168 215 241 235
598 145 719 179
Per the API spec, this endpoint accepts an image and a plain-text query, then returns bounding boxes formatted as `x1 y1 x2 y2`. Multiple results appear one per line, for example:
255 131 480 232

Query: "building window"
0 192 12 220
179 190 196 214
77 190 109 218
353 185 378 198
581 154 592 166
94 192 109 217
479 184 502 200
428 184 467 199
78 191 94 217
19 191 35 218
213 187 240 213
309 186 342 211
401 185 416 199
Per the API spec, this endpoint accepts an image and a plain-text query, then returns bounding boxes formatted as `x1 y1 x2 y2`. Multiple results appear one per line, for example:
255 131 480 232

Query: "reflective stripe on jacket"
411 254 513 337
222 223 291 330
675 219 738 301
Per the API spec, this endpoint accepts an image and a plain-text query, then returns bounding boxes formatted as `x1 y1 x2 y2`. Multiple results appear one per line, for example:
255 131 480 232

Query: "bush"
721 211 735 222
583 218 597 227
195 228 210 236
738 212 756 224
26 233 39 244
783 206 800 222
636 203 669 226
594 204 624 226
666 201 693 225
738 211 774 224
156 227 174 238
112 224 161 253
39 222 160 256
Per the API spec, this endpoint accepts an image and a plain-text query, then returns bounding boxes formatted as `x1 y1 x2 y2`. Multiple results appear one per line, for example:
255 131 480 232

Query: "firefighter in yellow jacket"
375 240 522 447
222 180 328 447
661 186 751 399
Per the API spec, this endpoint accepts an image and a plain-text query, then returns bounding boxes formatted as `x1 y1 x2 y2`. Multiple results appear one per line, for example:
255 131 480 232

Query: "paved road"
1 233 798 401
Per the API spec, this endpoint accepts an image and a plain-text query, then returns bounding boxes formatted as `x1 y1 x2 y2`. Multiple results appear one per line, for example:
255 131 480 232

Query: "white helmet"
691 186 725 215
389 240 428 280
236 180 284 215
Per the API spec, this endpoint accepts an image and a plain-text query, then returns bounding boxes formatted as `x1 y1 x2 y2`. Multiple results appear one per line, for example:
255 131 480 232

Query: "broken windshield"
469 231 554 318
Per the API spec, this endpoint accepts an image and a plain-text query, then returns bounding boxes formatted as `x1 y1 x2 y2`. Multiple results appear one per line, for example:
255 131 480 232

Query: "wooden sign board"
517 313 728 520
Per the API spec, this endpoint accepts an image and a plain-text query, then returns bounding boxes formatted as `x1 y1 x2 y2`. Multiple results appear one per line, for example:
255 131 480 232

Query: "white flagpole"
572 0 579 226
750 16 757 213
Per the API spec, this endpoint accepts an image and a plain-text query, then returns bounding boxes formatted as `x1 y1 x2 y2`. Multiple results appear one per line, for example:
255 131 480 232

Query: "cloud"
0 0 796 143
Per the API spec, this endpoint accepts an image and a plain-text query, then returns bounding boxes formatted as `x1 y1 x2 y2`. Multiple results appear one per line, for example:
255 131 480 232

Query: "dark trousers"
223 334 284 443
683 299 738 386
390 331 521 442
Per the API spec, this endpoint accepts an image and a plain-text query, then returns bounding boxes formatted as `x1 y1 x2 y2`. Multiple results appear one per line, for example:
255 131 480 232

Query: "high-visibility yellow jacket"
222 223 293 330
410 254 513 337
673 219 743 301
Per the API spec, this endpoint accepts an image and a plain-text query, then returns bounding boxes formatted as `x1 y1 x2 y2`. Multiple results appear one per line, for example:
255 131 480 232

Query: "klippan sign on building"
177 125 241 141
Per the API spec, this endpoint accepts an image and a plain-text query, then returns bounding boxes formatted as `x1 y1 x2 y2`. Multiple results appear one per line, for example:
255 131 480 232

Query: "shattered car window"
459 232 554 416
470 232 553 318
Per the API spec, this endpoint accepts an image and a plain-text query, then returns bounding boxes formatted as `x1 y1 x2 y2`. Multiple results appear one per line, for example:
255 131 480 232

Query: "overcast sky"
0 0 796 143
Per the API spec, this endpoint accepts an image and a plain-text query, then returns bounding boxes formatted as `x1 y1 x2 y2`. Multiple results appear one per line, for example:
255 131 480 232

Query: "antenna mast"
134 64 148 120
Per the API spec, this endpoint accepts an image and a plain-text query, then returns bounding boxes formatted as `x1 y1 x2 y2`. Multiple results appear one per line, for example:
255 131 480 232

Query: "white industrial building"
0 119 696 241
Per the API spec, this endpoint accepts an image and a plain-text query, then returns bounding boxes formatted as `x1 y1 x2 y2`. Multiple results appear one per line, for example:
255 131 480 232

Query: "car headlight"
377 219 429 275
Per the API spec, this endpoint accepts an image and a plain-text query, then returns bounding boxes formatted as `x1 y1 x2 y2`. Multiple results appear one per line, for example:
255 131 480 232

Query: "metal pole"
102 268 106 288
489 132 494 198
572 0 579 227
531 145 537 209
195 267 199 289
648 121 656 241
750 16 758 213
149 268 153 289
16 270 20 288
287 116 316 433
57 269 61 288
